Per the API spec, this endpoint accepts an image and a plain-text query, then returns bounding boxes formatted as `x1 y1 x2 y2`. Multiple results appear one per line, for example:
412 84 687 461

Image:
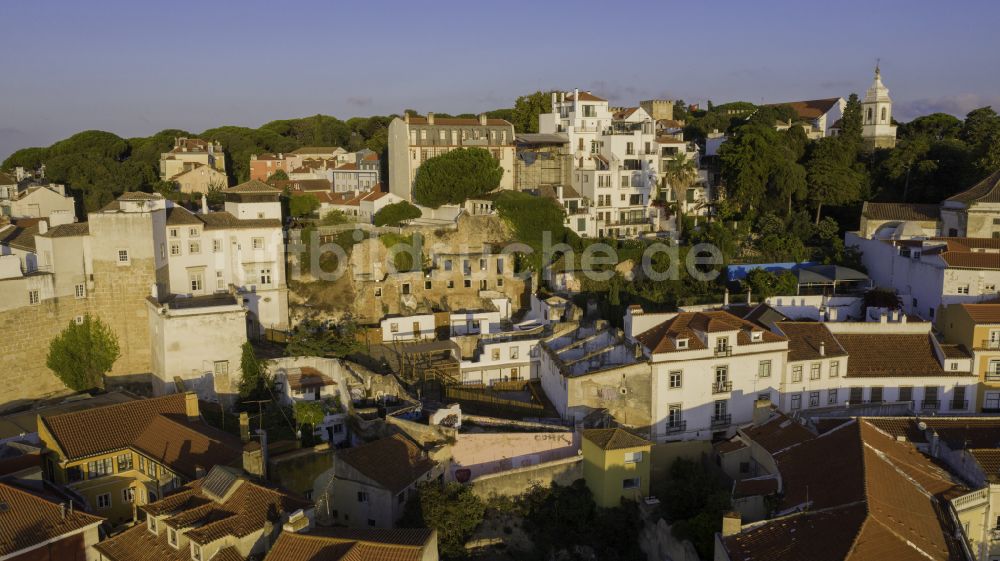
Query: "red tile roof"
946 169 1000 205
861 202 940 221
336 434 436 494
958 303 1000 323
766 97 842 119
834 333 967 377
0 482 103 558
582 428 651 451
635 311 784 354
564 91 607 102
264 528 435 561
776 322 847 362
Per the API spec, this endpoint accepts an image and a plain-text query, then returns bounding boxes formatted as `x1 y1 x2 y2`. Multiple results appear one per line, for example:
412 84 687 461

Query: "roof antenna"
875 58 881 76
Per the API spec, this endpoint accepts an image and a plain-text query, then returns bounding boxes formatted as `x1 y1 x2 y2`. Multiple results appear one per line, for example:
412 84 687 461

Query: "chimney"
551 91 557 107
194 465 206 478
753 398 772 426
723 288 729 307
184 392 199 422
747 288 752 304
556 185 564 200
721 511 742 537
573 88 580 113
60 502 67 520
201 194 208 214
242 432 267 479
478 113 487 126
282 509 311 533
37 220 48 235
427 112 435 125
819 342 826 356
239 412 251 443
404 112 410 124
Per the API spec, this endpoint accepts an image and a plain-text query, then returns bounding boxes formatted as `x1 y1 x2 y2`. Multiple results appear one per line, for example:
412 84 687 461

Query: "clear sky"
1 0 998 160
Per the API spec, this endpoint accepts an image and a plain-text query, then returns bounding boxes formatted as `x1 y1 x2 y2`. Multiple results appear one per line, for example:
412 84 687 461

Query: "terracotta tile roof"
939 251 1000 269
834 333 968 377
766 97 842 119
564 91 607 102
0 219 40 251
40 222 89 238
776 322 847 362
406 115 512 127
0 481 104 557
861 201 940 221
169 138 211 153
93 520 193 561
273 179 333 192
264 528 435 561
939 343 971 359
130 415 242 479
164 205 203 225
635 311 784 354
362 152 379 161
732 476 779 498
212 547 246 561
740 411 814 455
0 171 16 185
726 419 965 561
290 147 342 155
224 179 281 194
41 393 188 459
333 163 358 171
958 303 1000 323
198 212 282 230
929 237 1000 251
612 107 639 120
946 169 1000 205
336 434 436 494
714 438 747 454
119 191 164 201
582 428 651 451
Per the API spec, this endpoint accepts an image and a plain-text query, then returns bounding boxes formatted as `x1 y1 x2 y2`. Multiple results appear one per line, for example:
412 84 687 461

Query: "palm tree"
661 153 699 235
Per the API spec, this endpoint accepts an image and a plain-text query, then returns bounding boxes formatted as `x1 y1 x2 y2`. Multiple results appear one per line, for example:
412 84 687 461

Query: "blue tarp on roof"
726 262 819 282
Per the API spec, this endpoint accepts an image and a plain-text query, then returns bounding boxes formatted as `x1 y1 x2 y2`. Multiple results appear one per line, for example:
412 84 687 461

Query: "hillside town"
5 23 1000 560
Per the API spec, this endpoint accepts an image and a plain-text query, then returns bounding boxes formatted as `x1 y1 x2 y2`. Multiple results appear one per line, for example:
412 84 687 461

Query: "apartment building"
581 428 652 508
387 113 516 200
0 480 104 561
38 393 242 527
938 301 1000 412
626 308 790 442
160 137 227 185
94 466 313 561
0 180 76 221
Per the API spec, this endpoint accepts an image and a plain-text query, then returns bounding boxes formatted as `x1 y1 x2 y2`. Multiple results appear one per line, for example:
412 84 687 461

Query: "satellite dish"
917 421 928 431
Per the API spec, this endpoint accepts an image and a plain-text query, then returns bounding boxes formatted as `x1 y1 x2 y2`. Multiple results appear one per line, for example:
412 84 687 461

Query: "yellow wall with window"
582 437 651 509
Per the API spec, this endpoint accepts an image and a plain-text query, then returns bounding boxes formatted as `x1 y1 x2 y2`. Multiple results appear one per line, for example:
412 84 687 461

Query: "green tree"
511 91 554 133
718 124 781 212
266 169 289 183
293 401 325 441
863 287 902 314
318 209 351 226
46 315 121 391
657 458 732 559
805 137 866 223
771 158 808 215
289 194 320 217
238 342 270 401
373 201 422 227
840 93 864 147
285 319 361 358
899 112 962 141
401 482 485 559
412 148 503 207
742 268 799 299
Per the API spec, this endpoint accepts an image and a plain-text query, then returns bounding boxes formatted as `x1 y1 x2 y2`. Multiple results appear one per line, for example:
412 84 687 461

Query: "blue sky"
1 0 998 160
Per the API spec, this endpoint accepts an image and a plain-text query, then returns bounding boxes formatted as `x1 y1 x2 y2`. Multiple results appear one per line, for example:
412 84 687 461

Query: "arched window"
880 107 887 122
866 108 873 123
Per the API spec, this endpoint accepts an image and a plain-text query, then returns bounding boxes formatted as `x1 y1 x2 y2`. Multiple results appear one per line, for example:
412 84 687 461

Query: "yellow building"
38 392 242 526
937 302 1000 411
581 428 652 508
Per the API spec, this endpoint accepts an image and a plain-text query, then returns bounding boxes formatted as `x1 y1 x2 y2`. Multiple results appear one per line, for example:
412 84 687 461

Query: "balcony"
714 347 732 357
921 399 940 411
980 339 1000 350
712 381 733 394
663 421 687 434
711 414 732 428
986 370 1000 382
949 399 969 411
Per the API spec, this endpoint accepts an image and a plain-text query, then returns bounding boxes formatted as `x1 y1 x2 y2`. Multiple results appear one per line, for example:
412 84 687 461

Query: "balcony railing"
949 399 969 411
986 370 1000 382
712 381 733 394
980 340 1000 350
714 347 732 357
711 414 732 428
663 421 687 434
921 399 940 411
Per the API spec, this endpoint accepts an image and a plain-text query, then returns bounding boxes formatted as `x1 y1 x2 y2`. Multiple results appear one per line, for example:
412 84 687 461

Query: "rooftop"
834 332 967 378
776 322 847 362
861 201 941 221
635 311 784 354
582 428 651 451
264 528 435 561
945 168 1000 205
0 481 104 558
336 434 436 494
765 97 842 120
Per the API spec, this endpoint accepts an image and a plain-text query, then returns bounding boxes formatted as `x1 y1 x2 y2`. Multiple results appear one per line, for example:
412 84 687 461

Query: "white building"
861 65 898 150
0 181 76 221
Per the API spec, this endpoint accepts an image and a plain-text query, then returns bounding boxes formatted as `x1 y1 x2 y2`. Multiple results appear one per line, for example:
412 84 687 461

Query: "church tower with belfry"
861 62 898 150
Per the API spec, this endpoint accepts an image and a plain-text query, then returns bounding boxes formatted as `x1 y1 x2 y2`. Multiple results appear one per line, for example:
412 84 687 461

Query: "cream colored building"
159 137 227 184
388 113 516 201
862 65 898 150
170 164 229 194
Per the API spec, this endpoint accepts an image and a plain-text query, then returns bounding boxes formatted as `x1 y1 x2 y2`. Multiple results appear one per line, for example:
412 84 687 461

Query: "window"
669 371 682 389
214 361 229 379
810 363 821 380
758 360 771 378
985 391 1000 411
676 338 688 349
368 519 377 527
491 349 500 361
96 493 111 509
714 400 728 417
87 458 113 479
790 394 802 410
715 366 728 383
212 239 222 253
189 271 203 292
138 456 146 475
28 290 39 305
374 288 382 297
216 271 225 290
464 279 471 288
252 237 264 250
148 517 158 534
510 347 519 360
496 257 504 272
168 527 178 547
987 284 997 292
827 389 839 405
622 477 640 489
667 405 682 427
122 487 135 503
899 386 913 402
497 278 504 287
390 323 398 333
191 544 203 561
66 466 82 482
808 391 820 407
117 249 129 264
849 387 863 404
957 285 970 294
829 361 839 377
357 491 369 503
117 453 133 471
624 451 643 464
169 228 179 238
260 268 272 285
170 242 181 256
424 280 432 290
75 284 86 299
188 227 199 238
188 241 200 254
